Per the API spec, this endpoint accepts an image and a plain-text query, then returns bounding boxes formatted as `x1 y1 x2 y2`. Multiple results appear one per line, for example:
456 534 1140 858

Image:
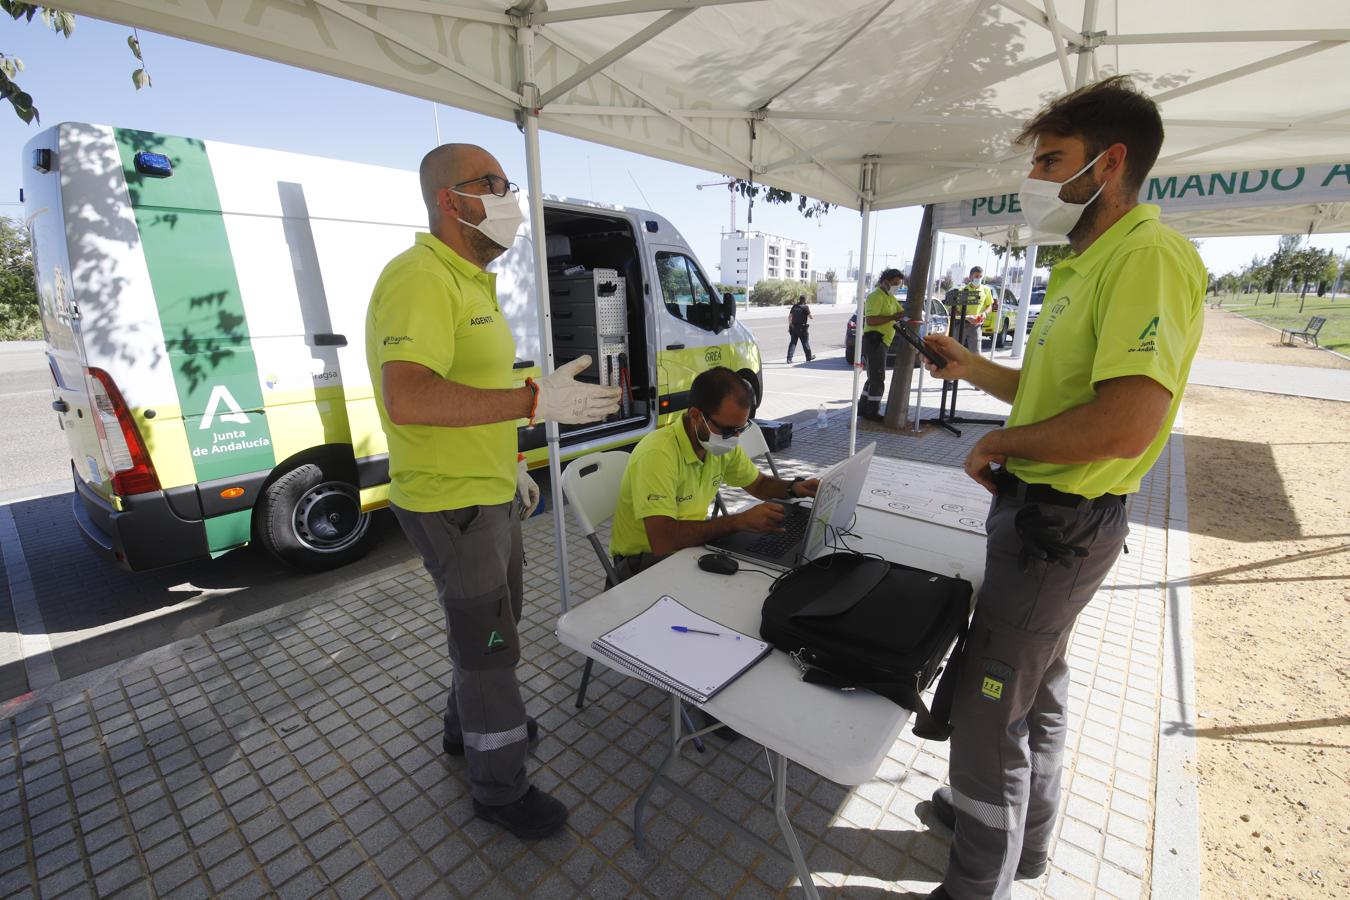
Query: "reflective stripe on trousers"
393 500 530 807
942 493 1128 900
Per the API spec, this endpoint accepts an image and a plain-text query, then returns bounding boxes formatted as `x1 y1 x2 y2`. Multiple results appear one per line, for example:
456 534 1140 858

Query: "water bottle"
816 404 828 430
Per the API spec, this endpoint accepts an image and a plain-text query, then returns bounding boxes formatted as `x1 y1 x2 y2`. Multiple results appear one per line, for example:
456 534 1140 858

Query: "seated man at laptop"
609 367 819 583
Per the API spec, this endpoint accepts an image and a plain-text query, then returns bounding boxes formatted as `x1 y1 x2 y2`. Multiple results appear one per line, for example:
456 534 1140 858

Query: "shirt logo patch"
485 630 508 654
469 315 494 326
1131 316 1160 354
382 335 412 346
676 493 694 503
647 492 666 502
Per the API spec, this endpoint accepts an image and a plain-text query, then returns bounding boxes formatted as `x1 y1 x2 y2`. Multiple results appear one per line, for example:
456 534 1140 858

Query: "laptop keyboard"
740 504 812 558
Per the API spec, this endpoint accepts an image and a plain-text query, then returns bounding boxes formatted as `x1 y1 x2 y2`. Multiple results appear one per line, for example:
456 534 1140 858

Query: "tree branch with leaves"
1 3 149 124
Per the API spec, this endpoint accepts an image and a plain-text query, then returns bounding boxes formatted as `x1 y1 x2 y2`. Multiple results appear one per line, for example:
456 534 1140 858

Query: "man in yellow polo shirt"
609 367 819 582
918 78 1205 900
366 143 619 840
858 267 906 422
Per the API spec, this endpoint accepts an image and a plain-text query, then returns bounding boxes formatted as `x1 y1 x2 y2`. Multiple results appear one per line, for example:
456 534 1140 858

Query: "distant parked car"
994 290 1045 347
844 304 949 365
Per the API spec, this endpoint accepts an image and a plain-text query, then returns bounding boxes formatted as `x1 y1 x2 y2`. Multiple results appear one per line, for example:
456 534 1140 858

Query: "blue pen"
671 626 719 636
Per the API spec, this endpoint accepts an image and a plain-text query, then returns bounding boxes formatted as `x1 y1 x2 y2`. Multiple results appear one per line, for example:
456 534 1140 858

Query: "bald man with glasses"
365 143 620 840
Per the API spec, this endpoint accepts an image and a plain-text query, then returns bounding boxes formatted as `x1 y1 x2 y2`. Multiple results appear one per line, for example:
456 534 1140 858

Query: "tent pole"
1011 242 1039 359
517 23 573 613
1075 0 1100 89
848 159 877 457
993 228 1013 354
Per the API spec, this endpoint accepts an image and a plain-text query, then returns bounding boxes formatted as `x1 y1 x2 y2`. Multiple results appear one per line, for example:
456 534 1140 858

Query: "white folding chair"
713 421 779 517
560 450 706 750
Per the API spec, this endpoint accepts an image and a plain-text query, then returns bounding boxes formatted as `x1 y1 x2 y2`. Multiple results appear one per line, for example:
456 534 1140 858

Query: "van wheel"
256 463 373 570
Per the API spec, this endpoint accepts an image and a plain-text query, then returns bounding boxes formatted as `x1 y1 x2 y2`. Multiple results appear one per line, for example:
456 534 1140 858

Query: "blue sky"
3 15 1346 284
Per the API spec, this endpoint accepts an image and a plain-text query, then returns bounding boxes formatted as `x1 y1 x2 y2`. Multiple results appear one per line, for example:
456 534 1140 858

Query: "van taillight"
85 367 161 496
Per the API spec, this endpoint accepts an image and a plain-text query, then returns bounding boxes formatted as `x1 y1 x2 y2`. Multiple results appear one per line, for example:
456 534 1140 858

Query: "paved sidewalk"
1187 359 1350 401
1 414 1182 898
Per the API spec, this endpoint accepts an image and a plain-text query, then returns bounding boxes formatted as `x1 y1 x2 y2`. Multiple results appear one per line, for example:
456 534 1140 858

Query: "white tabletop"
556 504 987 786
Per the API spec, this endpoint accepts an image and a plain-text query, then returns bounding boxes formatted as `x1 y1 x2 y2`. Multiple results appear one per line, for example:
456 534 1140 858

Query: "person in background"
366 142 620 841
859 268 906 422
956 266 995 356
919 76 1206 900
787 295 814 363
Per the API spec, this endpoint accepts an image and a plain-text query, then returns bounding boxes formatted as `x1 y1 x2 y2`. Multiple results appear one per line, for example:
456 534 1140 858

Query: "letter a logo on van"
200 384 251 429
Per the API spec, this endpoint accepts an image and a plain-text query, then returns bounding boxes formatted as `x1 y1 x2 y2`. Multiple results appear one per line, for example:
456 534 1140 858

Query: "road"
0 312 868 704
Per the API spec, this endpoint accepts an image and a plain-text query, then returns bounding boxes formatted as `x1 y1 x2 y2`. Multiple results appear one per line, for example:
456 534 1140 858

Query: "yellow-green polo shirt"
863 287 900 346
1006 204 1206 498
609 413 760 557
365 233 518 512
960 282 994 319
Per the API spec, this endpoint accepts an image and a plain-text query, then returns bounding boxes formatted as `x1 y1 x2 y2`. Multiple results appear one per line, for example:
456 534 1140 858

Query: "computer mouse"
697 552 740 575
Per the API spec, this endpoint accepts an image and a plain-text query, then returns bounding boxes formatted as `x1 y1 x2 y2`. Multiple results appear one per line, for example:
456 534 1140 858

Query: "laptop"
709 443 876 569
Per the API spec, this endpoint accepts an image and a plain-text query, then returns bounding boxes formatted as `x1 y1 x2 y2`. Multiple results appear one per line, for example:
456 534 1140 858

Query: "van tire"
255 462 374 571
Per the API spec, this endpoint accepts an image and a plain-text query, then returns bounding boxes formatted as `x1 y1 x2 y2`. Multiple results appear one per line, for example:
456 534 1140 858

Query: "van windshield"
656 251 719 330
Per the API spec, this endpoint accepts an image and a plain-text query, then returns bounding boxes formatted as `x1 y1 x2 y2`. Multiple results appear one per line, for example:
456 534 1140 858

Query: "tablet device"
895 322 946 369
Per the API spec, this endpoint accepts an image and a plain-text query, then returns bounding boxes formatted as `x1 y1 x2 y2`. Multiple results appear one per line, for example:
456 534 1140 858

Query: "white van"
23 122 762 571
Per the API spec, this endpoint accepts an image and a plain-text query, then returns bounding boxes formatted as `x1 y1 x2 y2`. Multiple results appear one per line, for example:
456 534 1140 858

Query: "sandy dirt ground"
1182 309 1350 898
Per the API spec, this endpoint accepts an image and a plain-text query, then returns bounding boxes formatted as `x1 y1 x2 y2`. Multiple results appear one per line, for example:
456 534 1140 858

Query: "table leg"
634 695 687 852
770 750 821 900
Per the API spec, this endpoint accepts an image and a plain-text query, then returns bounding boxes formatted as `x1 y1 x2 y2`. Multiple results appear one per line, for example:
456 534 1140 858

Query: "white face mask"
696 413 740 457
1019 150 1107 238
970 277 983 285
452 188 524 249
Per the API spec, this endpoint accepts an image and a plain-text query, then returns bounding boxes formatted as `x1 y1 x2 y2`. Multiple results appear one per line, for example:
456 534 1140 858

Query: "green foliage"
2 8 150 123
749 278 815 306
726 179 832 220
0 217 40 340
990 242 1074 269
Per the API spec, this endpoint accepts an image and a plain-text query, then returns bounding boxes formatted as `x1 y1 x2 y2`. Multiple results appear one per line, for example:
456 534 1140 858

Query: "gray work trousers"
859 331 888 415
392 500 529 806
943 492 1129 900
611 551 668 584
959 318 985 355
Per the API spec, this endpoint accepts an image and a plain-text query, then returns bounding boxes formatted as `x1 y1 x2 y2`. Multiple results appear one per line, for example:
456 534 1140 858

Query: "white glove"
516 458 541 520
532 356 622 424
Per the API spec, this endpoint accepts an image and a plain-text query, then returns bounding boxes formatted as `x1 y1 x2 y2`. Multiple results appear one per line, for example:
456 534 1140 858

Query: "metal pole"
848 160 876 457
518 25 573 612
910 227 942 432
1011 242 1039 359
1075 0 1100 89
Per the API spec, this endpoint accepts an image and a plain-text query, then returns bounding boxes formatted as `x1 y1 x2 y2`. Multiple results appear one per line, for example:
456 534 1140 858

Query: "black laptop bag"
760 552 972 740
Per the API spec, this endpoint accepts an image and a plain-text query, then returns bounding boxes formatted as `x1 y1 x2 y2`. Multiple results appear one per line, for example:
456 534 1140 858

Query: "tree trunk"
883 204 934 428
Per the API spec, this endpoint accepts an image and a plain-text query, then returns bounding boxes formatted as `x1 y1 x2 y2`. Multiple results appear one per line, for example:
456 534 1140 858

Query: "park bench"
1281 316 1327 348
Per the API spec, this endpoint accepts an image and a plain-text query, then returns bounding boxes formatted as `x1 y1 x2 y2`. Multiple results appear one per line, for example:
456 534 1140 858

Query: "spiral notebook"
591 596 771 705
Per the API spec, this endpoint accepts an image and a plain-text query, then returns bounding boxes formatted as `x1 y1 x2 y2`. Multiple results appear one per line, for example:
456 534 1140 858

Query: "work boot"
930 787 1048 880
473 785 568 839
443 716 539 757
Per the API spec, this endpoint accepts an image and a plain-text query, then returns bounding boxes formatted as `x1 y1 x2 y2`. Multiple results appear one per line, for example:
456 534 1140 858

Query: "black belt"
995 470 1124 511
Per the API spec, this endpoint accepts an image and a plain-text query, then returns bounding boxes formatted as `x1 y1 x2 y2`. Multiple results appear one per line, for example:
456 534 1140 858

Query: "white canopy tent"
55 0 1350 613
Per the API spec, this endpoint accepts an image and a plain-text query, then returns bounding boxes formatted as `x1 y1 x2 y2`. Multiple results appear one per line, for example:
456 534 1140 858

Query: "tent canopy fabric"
57 0 1350 213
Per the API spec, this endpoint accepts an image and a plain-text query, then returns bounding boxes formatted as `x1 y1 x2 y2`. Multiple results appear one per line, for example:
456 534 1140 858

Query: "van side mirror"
721 292 736 328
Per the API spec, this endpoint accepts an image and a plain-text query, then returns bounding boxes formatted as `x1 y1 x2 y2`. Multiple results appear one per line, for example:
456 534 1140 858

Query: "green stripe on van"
113 130 276 495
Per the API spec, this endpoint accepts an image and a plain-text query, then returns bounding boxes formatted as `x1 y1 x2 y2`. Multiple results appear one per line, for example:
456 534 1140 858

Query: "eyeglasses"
449 174 519 197
699 409 751 440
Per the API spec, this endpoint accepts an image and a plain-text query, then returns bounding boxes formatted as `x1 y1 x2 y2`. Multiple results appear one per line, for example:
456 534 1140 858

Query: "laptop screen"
802 442 876 560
